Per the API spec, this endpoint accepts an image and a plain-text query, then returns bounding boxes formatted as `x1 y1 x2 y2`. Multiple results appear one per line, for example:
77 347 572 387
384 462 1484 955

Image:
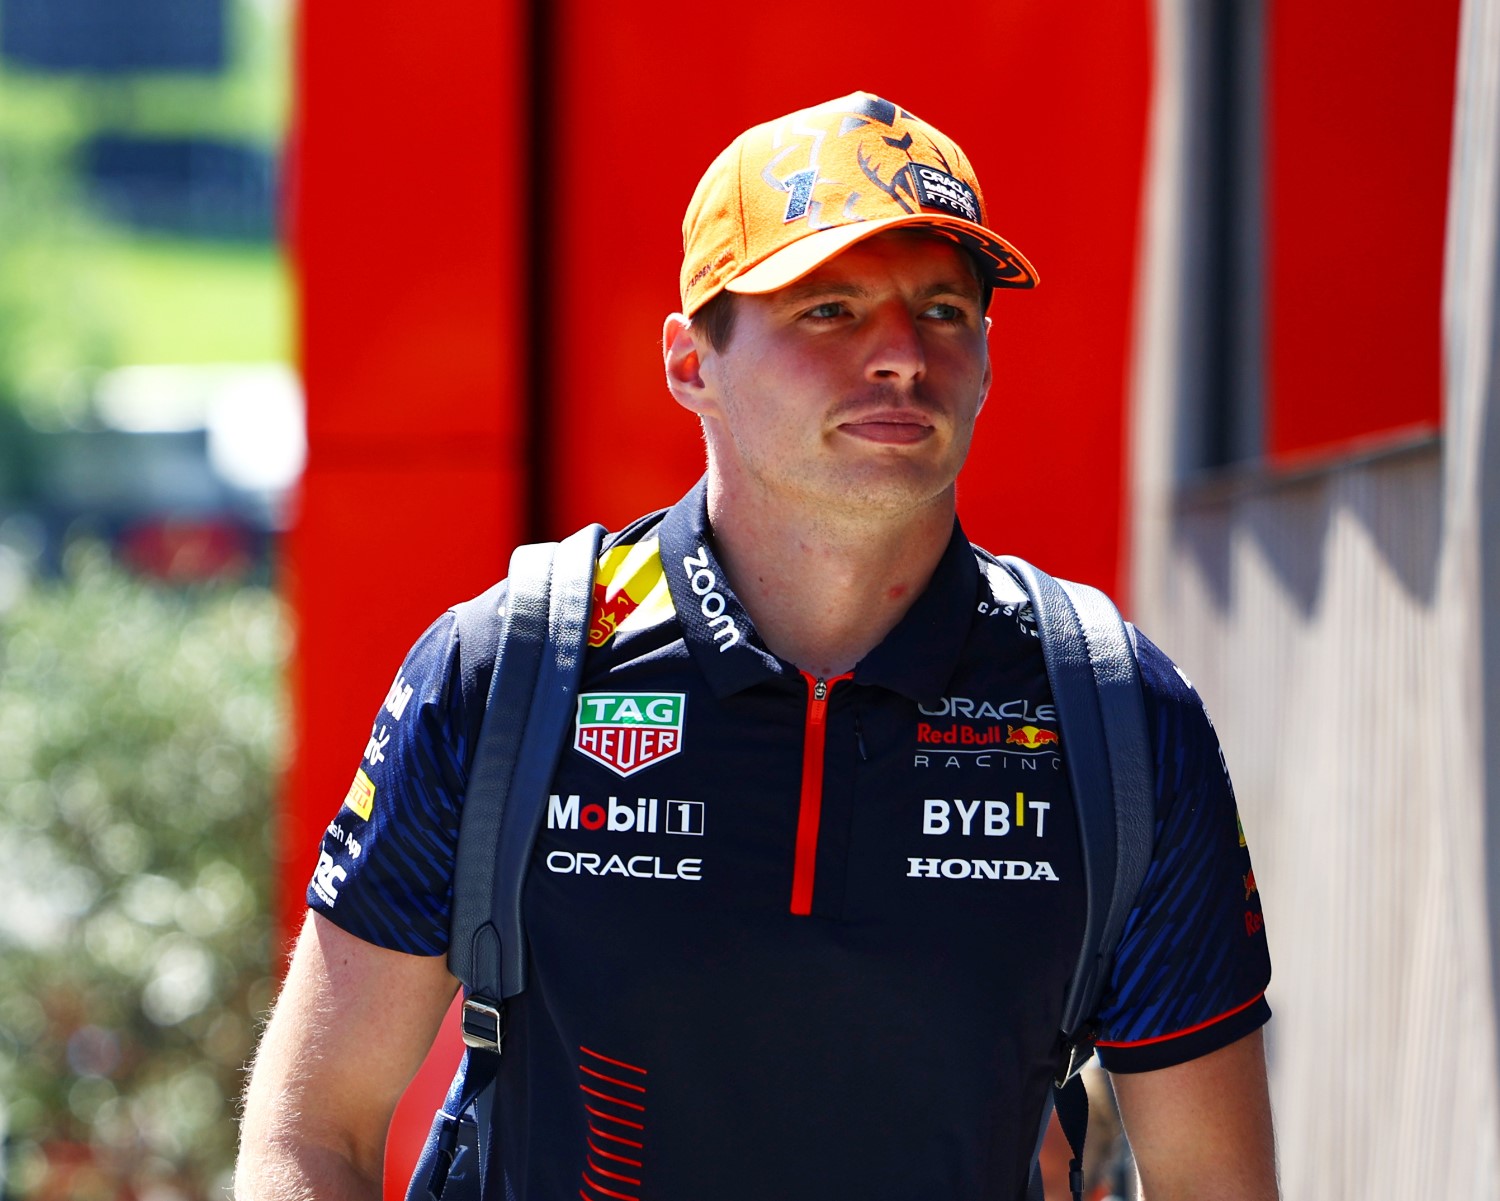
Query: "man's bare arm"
236 911 459 1200
1110 1028 1278 1201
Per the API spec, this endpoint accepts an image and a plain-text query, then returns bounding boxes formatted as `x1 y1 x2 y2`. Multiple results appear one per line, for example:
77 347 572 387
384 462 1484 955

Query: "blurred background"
0 0 293 1197
1 0 1497 1199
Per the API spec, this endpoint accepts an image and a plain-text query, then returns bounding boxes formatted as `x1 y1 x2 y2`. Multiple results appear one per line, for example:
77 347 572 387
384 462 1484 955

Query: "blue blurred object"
83 135 278 241
0 0 227 73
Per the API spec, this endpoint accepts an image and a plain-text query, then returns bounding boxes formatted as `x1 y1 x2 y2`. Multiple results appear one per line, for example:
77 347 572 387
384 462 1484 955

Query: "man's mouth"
836 410 935 445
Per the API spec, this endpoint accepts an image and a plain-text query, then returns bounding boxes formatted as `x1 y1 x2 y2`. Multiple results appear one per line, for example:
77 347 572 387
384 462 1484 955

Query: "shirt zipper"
790 670 853 916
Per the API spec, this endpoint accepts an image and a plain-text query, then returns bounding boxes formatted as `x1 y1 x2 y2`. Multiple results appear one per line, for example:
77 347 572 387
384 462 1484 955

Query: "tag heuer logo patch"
575 692 685 777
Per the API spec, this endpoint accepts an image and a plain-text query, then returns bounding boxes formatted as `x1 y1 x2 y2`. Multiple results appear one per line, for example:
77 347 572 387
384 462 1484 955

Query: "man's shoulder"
964 545 1131 645
964 544 1120 606
447 502 676 661
1127 627 1211 715
959 548 1209 721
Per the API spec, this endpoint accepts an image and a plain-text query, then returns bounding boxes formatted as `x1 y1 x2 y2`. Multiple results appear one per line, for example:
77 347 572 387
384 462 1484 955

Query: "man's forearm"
235 1129 385 1201
234 916 456 1201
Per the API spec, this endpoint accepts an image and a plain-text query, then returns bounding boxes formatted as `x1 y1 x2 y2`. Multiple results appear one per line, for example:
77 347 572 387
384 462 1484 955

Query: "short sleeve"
306 611 480 956
1093 631 1272 1074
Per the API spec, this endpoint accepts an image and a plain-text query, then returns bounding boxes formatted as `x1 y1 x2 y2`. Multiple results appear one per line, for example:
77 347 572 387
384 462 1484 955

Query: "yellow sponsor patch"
343 768 375 821
589 538 674 648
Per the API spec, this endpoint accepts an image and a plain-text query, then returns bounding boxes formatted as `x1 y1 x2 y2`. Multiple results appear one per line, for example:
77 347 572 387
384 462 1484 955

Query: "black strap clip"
1054 1022 1098 1088
460 996 505 1053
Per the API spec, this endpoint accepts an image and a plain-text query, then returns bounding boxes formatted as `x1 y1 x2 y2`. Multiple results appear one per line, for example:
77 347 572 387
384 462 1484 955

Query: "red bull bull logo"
589 582 638 648
1005 725 1060 751
587 542 670 648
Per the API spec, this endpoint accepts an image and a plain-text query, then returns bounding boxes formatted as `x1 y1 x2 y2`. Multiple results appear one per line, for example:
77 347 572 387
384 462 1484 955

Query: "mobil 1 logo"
548 794 705 836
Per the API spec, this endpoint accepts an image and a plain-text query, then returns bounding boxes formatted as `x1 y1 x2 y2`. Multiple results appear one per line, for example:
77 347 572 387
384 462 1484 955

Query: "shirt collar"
658 478 790 697
657 477 980 702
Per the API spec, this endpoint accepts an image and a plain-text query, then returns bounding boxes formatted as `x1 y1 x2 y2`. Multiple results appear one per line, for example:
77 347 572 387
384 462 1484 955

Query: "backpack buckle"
1055 1041 1089 1088
461 996 505 1052
1054 1023 1098 1088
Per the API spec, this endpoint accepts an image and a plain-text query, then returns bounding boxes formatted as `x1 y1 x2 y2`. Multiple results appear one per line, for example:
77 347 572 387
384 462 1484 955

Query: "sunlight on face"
698 232 992 525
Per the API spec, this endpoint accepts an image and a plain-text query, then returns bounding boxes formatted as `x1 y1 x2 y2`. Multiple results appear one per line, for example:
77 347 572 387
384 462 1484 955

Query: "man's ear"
663 313 714 416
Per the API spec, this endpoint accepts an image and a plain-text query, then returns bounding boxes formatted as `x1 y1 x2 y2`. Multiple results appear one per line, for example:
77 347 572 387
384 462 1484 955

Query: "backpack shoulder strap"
985 553 1154 1071
1054 576 1153 1001
447 523 604 1047
980 553 1153 1201
410 545 569 1201
454 581 506 727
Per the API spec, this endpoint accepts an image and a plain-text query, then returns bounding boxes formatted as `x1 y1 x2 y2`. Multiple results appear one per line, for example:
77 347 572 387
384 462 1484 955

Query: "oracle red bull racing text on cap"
679 92 1039 315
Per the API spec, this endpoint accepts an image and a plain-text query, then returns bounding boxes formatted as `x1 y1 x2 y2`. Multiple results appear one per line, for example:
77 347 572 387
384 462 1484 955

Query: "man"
238 92 1276 1200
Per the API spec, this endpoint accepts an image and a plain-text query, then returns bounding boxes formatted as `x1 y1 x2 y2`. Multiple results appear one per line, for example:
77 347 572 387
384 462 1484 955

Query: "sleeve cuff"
1095 993 1271 1074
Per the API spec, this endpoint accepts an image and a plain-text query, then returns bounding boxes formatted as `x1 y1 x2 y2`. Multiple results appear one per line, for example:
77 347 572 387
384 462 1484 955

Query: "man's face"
677 231 993 523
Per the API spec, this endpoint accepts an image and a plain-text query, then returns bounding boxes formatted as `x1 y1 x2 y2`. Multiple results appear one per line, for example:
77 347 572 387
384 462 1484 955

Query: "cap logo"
760 104 983 237
781 167 817 224
911 164 979 223
764 126 837 228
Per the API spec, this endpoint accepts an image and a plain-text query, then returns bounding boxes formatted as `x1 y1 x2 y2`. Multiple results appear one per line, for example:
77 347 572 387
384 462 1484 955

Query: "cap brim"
724 214 1038 298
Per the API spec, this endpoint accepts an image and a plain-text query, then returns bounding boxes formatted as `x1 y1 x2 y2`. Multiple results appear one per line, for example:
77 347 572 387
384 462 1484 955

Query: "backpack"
406 524 1154 1201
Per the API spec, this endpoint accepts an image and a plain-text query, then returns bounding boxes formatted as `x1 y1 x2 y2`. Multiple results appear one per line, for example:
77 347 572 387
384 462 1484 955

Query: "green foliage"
0 144 291 430
0 140 116 427
0 546 289 1198
79 237 292 368
0 0 293 428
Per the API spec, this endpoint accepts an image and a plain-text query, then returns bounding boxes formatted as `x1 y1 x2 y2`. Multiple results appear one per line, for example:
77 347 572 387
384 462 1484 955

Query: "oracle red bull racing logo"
574 692 685 777
914 695 1061 772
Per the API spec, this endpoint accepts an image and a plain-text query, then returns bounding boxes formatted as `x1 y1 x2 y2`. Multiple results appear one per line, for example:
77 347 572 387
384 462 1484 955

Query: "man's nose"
863 304 926 383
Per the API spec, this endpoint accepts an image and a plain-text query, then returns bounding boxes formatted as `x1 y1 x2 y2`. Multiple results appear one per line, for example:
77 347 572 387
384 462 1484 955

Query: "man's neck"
704 475 956 679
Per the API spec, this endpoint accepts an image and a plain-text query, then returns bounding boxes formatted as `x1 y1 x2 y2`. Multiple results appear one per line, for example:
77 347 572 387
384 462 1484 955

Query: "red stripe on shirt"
580 1045 648 1074
579 1084 646 1111
580 1064 648 1093
1095 992 1266 1049
584 1104 645 1130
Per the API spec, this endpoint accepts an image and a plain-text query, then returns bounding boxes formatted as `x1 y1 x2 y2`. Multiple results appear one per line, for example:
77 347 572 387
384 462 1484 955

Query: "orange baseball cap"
679 92 1038 315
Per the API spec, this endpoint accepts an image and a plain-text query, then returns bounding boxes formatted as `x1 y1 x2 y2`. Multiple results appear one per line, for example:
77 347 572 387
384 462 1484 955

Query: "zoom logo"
682 546 741 651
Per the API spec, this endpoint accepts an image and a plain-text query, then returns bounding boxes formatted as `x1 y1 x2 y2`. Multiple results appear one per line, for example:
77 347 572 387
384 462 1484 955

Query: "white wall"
1127 0 1500 1194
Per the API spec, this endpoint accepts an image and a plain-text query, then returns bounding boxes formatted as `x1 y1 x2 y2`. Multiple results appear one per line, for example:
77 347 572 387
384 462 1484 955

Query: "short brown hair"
691 290 738 352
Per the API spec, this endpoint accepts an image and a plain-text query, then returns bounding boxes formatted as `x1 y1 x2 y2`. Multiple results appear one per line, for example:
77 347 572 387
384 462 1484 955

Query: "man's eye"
925 303 964 321
805 303 846 320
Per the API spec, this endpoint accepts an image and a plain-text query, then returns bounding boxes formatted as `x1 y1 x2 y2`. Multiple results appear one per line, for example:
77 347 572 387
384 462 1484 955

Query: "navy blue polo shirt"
310 480 1271 1201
